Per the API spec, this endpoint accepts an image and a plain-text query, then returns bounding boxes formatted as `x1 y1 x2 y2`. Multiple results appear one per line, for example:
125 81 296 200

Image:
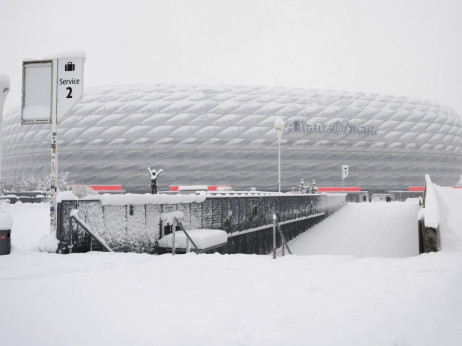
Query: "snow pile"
423 174 440 229
434 185 462 251
0 211 13 230
57 191 78 202
38 231 58 253
158 229 228 249
86 192 207 205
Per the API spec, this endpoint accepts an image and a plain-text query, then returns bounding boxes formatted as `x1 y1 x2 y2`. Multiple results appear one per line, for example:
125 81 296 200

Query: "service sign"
21 61 53 124
57 57 84 117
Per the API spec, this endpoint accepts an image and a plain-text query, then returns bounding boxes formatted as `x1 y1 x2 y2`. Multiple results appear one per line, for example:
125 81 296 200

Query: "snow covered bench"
158 229 228 254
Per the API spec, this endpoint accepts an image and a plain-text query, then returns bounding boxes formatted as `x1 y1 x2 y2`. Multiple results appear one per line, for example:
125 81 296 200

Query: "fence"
57 193 346 255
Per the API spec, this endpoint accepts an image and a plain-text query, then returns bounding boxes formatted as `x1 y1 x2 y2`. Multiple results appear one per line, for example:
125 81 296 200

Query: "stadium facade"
2 84 462 193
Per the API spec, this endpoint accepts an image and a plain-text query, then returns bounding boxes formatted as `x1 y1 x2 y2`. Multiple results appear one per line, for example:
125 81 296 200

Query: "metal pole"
272 215 277 259
172 220 176 255
50 60 58 235
282 228 285 257
278 140 281 193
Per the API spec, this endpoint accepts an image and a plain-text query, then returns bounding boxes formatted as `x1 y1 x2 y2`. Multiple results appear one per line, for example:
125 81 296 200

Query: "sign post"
0 74 10 181
341 165 349 192
22 53 85 235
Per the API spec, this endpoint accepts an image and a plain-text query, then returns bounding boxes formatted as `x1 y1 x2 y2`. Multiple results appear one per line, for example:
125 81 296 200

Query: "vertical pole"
272 215 276 259
50 60 58 235
172 219 176 255
281 225 285 257
186 235 190 253
278 140 281 193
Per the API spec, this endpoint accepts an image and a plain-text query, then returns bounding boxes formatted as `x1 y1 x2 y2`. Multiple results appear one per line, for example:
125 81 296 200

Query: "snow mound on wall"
423 175 440 229
158 229 228 250
434 185 462 252
82 192 207 205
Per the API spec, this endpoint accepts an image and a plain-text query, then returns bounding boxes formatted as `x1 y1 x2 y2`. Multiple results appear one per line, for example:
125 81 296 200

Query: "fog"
1 0 461 115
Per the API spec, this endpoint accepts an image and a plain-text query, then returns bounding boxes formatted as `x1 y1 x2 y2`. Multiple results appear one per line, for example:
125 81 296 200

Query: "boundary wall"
57 193 346 255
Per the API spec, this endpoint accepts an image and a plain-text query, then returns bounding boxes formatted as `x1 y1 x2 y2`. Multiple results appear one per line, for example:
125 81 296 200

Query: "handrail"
70 211 113 253
173 217 200 253
272 214 293 259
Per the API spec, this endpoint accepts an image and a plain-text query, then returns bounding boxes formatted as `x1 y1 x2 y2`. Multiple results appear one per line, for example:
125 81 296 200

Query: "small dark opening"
129 205 134 216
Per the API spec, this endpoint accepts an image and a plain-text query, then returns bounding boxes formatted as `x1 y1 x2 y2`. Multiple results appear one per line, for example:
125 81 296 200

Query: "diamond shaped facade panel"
2 84 462 192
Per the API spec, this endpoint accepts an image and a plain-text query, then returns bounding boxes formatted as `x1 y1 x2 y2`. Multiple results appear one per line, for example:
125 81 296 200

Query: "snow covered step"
158 229 228 253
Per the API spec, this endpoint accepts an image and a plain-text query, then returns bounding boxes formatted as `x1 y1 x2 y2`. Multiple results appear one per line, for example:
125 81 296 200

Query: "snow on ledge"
423 174 440 229
158 229 228 250
57 191 78 202
81 192 207 205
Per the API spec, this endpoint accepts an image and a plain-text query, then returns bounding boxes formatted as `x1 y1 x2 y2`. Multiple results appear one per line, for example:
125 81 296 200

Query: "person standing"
147 167 163 194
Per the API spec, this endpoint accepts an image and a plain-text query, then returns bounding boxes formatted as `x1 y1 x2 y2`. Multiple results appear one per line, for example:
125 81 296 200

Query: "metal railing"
69 211 113 253
272 214 292 259
170 217 200 255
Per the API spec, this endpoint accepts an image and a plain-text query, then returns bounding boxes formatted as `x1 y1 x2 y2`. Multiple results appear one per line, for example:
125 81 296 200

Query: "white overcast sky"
1 0 462 115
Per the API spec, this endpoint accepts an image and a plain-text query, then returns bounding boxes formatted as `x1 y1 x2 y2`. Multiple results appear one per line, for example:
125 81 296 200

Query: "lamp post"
274 118 285 193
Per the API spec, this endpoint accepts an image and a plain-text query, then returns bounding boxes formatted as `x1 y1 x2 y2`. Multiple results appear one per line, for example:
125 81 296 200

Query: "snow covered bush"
0 171 74 194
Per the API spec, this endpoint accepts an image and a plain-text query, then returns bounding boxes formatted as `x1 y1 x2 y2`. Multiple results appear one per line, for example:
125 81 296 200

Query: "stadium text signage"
287 120 377 135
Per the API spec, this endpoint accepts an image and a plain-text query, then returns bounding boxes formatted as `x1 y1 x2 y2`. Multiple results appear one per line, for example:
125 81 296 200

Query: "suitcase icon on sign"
65 62 75 71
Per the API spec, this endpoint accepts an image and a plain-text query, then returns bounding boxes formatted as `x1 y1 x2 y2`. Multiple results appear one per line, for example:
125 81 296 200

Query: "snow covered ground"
287 201 420 257
1 194 462 345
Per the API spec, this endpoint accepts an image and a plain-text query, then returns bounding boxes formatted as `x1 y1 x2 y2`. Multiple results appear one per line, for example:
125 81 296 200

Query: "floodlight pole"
274 118 284 193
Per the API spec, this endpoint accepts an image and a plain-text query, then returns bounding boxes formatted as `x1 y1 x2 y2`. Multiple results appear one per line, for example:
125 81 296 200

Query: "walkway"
288 201 420 257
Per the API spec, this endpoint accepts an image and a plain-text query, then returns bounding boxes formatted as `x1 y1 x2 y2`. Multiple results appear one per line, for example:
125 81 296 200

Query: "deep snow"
287 201 420 257
0 190 462 345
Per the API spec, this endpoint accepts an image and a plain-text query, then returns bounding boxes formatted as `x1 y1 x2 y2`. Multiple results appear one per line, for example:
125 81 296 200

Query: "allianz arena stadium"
2 84 462 193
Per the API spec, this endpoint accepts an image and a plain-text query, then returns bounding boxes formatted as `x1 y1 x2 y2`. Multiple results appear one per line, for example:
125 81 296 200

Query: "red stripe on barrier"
89 185 122 191
317 187 361 192
409 187 425 192
170 186 179 192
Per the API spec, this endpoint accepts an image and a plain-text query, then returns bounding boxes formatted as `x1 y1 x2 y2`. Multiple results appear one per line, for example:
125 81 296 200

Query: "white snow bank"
434 185 462 252
39 231 58 253
158 229 228 250
85 192 207 205
0 212 13 230
57 191 78 202
423 175 440 229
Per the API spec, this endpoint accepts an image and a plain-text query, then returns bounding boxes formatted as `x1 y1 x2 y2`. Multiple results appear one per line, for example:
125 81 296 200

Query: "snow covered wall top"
2 84 462 192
